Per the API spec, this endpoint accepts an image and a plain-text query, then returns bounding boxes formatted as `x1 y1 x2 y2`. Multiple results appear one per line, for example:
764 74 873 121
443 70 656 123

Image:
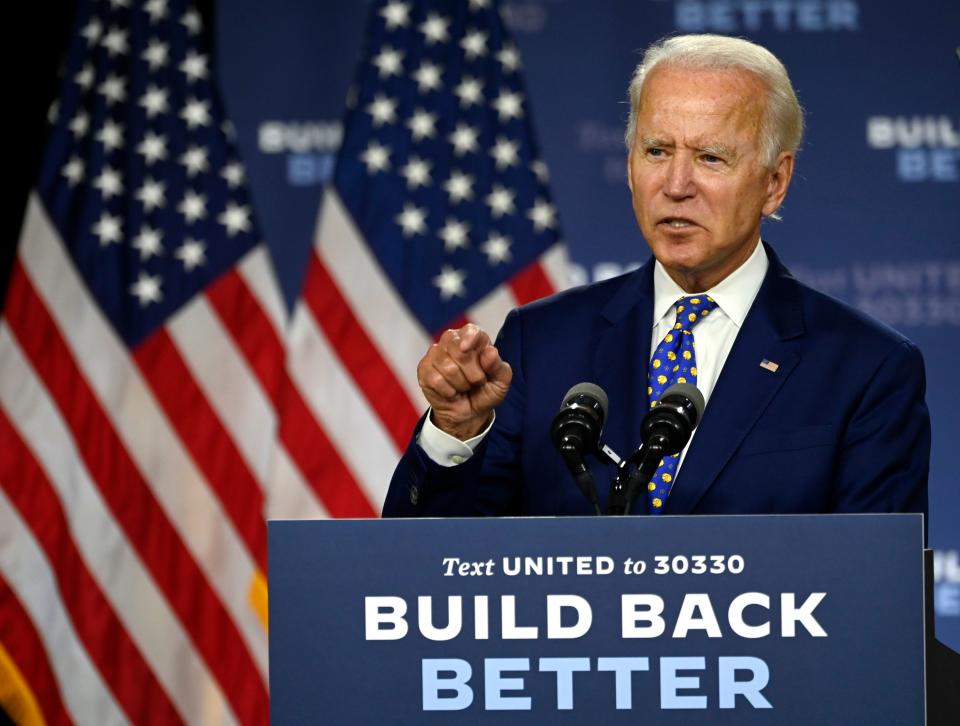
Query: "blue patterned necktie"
646 294 718 514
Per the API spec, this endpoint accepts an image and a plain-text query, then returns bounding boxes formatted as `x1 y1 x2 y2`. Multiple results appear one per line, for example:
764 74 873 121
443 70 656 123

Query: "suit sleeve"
381 309 526 517
831 339 930 527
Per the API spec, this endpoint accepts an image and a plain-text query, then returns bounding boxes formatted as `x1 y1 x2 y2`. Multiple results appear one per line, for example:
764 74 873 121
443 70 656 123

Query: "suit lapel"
664 244 806 514
592 259 655 457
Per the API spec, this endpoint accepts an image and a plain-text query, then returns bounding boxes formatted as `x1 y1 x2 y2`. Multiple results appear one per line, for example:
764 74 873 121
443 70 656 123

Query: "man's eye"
702 154 723 163
647 148 665 157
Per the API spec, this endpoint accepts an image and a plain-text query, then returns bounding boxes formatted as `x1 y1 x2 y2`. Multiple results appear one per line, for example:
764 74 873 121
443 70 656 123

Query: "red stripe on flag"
0 409 184 724
508 260 556 305
205 269 285 407
0 575 75 726
276 377 379 517
132 328 268 572
303 252 421 450
204 269 377 517
4 263 268 726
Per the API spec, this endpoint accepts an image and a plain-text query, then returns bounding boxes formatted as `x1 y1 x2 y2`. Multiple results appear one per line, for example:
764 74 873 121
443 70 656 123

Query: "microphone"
551 383 608 515
619 383 706 515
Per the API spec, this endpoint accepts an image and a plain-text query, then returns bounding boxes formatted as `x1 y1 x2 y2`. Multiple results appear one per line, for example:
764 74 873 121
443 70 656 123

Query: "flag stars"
96 121 124 152
218 203 252 236
433 266 467 300
419 13 450 45
400 157 432 189
485 184 516 218
497 45 521 72
380 1 410 29
62 157 85 186
444 170 475 203
366 93 397 127
75 64 94 91
92 212 123 246
531 159 550 183
138 132 168 164
492 90 523 121
180 146 209 176
69 112 90 138
80 18 102 44
372 47 404 78
182 9 203 34
407 108 437 141
469 0 491 9
180 51 209 83
144 0 168 22
101 27 129 56
98 75 127 105
491 136 519 169
142 39 169 70
396 203 427 237
139 85 169 118
449 122 479 156
132 225 163 259
461 30 487 60
528 198 558 231
93 166 123 199
130 273 163 307
438 218 470 252
413 61 443 93
178 190 207 223
482 233 512 264
176 239 206 271
454 77 483 107
221 162 245 188
136 178 166 211
181 98 211 128
360 141 391 173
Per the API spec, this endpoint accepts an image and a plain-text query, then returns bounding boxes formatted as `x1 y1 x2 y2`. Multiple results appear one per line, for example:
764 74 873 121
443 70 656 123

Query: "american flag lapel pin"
759 358 780 373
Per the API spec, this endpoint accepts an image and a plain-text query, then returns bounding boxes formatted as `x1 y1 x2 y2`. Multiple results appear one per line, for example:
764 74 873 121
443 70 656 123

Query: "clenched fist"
417 323 513 440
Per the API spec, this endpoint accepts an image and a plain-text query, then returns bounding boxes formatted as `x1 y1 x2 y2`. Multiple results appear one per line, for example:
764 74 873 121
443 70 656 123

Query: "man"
382 34 929 519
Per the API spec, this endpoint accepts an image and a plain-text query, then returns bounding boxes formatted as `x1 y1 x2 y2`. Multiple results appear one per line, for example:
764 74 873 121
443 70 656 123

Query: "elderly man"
382 34 929 519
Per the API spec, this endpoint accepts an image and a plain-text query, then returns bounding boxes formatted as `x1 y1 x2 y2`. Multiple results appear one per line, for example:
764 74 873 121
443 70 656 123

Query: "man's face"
627 65 794 292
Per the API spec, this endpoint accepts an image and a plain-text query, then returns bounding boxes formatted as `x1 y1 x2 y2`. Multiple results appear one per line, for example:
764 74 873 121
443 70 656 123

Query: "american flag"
276 0 568 514
0 0 298 722
0 0 566 722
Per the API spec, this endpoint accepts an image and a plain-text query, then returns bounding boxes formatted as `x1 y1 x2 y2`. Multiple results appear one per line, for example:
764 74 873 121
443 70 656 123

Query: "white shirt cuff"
417 410 495 467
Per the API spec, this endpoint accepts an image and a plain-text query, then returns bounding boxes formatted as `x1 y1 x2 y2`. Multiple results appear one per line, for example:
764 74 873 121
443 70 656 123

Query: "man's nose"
663 154 696 200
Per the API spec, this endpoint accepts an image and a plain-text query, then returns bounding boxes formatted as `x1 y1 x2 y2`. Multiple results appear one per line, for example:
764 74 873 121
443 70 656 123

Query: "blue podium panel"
268 515 924 724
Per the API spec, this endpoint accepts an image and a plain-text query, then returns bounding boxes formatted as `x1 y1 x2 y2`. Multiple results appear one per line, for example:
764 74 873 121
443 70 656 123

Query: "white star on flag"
491 136 519 169
413 61 443 93
360 141 391 173
101 27 129 56
93 166 124 199
395 203 427 237
461 30 487 60
181 98 211 128
380 1 410 29
492 90 524 120
179 51 209 82
181 9 202 34
136 178 166 211
438 218 470 252
454 77 483 107
482 233 512 264
130 272 163 306
400 157 432 189
144 0 168 22
75 64 94 90
142 39 169 70
433 265 467 299
139 85 170 118
91 212 123 246
137 132 168 164
221 162 245 187
99 75 127 105
62 157 85 186
80 18 102 43
449 122 479 156
367 94 398 126
177 190 207 223
174 239 206 271
444 170 475 203
132 225 164 260
218 203 252 236
419 13 449 44
497 44 521 72
69 112 90 138
528 198 558 231
96 121 124 152
407 109 437 141
180 146 209 176
485 184 516 218
372 47 404 78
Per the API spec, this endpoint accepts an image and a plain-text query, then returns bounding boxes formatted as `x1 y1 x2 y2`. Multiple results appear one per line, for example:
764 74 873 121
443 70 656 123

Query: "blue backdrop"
216 0 960 649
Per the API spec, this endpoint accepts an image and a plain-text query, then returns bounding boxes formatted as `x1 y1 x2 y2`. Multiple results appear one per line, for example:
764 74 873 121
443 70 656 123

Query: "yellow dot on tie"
667 351 676 360
688 313 697 322
677 376 687 383
647 386 653 395
648 482 656 491
657 374 667 385
652 358 661 369
677 305 685 313
652 498 663 508
662 472 672 483
707 295 714 302
701 309 710 316
664 333 673 342
691 366 698 375
683 350 692 360
691 297 701 304
674 322 682 330
673 365 679 372
650 401 657 408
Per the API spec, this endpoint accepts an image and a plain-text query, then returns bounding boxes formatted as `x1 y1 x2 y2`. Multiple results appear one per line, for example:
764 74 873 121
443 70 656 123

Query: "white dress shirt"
418 241 769 467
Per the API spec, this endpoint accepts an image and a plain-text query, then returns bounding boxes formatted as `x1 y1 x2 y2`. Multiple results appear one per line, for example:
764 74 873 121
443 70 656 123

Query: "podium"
268 514 926 724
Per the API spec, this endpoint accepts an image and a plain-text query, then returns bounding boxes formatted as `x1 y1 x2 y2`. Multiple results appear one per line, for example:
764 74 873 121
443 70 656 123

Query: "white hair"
624 34 804 169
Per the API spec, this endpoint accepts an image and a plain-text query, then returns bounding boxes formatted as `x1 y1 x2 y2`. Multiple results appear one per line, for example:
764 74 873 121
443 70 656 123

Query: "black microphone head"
551 382 608 454
660 383 705 426
641 383 705 455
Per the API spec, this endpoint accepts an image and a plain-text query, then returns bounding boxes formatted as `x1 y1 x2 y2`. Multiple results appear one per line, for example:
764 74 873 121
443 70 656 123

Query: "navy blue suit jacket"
383 244 930 520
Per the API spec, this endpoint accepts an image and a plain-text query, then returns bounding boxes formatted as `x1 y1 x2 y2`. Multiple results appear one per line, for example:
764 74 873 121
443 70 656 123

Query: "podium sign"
268 515 925 724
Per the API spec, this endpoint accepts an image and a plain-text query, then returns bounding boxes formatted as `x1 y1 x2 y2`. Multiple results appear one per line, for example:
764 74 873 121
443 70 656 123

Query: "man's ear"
762 150 795 217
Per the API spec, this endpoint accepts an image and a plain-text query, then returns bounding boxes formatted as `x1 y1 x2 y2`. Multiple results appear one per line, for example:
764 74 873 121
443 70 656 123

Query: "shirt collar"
652 240 769 328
